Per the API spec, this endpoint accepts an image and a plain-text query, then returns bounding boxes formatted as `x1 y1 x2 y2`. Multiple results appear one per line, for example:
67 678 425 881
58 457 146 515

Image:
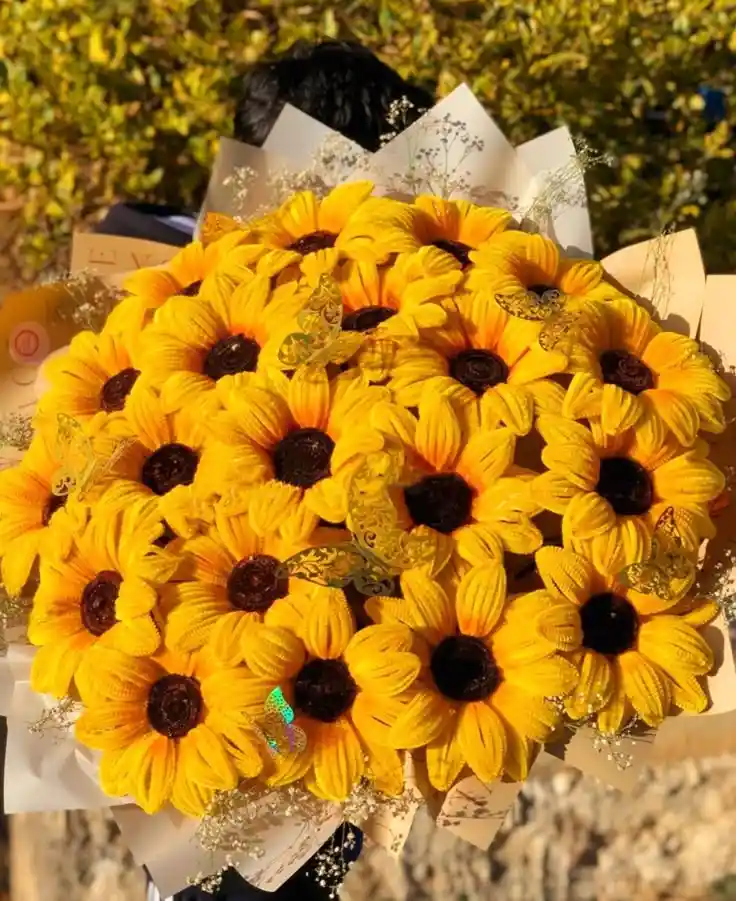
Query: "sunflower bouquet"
1 87 735 896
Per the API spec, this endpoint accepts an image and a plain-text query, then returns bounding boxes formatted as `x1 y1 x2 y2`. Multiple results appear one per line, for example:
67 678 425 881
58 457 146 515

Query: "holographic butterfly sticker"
52 413 134 501
617 506 696 601
494 286 581 353
251 687 307 758
199 211 248 248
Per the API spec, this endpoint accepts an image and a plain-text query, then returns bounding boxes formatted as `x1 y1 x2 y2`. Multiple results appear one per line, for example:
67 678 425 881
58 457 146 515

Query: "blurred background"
1 1 736 899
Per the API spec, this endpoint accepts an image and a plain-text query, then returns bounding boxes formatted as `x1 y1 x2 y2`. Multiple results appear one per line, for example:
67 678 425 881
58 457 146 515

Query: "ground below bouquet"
1 88 736 898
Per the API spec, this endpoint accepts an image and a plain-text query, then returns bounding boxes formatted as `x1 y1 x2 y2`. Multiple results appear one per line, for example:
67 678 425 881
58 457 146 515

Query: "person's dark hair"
234 39 434 152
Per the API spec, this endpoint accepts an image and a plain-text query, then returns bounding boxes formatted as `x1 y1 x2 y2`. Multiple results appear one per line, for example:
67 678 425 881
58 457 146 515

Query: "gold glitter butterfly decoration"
494 285 580 352
200 211 247 248
348 449 436 572
278 541 397 597
617 506 696 601
251 687 307 758
52 413 133 501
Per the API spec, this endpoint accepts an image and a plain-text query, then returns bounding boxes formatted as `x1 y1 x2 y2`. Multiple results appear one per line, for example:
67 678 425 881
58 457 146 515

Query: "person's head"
234 39 434 152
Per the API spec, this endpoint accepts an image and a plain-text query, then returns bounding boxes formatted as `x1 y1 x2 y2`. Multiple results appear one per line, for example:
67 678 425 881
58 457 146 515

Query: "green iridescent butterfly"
251 687 307 758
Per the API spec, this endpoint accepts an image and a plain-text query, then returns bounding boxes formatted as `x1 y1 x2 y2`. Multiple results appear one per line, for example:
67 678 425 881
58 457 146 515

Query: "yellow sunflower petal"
457 701 506 784
532 472 581 514
455 561 507 638
1 531 42 595
562 492 616 541
390 688 452 749
600 384 644 435
648 390 700 446
103 617 161 656
426 719 465 791
669 672 709 714
312 718 365 802
349 651 421 695
248 482 301 536
490 682 560 743
415 393 462 471
617 651 670 726
541 441 599 490
134 735 177 814
364 743 405 797
652 452 724 506
637 616 713 677
565 650 613 718
562 373 603 420
596 672 630 735
350 691 408 746
401 569 456 645
535 546 592 605
242 623 305 681
209 611 254 666
288 368 330 430
481 383 535 436
503 655 578 697
454 522 505 565
303 588 354 659
185 723 239 790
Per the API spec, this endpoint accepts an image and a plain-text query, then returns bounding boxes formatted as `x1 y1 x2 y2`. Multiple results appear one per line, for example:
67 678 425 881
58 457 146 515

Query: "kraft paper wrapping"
70 232 180 277
199 85 594 256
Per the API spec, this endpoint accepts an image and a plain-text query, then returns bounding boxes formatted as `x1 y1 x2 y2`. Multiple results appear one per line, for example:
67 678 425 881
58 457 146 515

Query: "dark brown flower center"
342 306 397 332
179 280 203 297
431 635 499 701
141 443 199 496
80 570 122 637
273 428 334 488
580 592 639 656
203 334 260 381
404 473 474 534
287 231 337 255
596 456 653 516
450 349 508 396
527 283 558 300
42 492 66 527
100 367 140 413
432 238 472 268
147 674 203 739
227 554 289 612
294 658 357 723
600 349 654 395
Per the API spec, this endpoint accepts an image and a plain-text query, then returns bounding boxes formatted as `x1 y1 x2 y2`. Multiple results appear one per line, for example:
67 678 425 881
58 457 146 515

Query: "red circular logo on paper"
9 322 50 366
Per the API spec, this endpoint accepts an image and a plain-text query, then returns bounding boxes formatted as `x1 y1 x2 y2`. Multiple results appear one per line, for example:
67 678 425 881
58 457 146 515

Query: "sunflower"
252 182 414 269
106 230 251 335
165 500 349 664
366 560 577 790
0 429 85 595
36 325 142 425
75 646 265 815
385 286 568 433
562 297 731 445
390 196 512 270
95 382 223 539
534 414 724 575
334 247 460 337
240 596 418 801
207 369 390 541
366 393 542 570
535 545 719 730
469 231 619 308
28 502 179 698
138 275 309 414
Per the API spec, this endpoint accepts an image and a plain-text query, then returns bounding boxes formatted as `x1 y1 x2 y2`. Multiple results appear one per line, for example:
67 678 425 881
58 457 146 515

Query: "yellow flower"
165 502 348 664
536 546 719 730
96 382 222 539
241 600 418 801
386 288 568 433
367 394 542 570
139 275 307 414
334 246 461 337
0 430 84 595
106 231 249 334
37 326 142 424
394 196 512 269
28 502 179 698
534 414 724 575
368 561 576 790
562 297 731 445
208 370 389 540
75 647 264 815
253 182 413 268
469 231 616 307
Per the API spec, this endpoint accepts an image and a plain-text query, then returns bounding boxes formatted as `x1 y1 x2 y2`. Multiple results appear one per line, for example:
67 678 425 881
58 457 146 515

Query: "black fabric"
165 824 363 901
95 202 194 246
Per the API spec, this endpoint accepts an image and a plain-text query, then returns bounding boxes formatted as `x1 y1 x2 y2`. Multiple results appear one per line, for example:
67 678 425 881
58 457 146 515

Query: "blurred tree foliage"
0 0 734 279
